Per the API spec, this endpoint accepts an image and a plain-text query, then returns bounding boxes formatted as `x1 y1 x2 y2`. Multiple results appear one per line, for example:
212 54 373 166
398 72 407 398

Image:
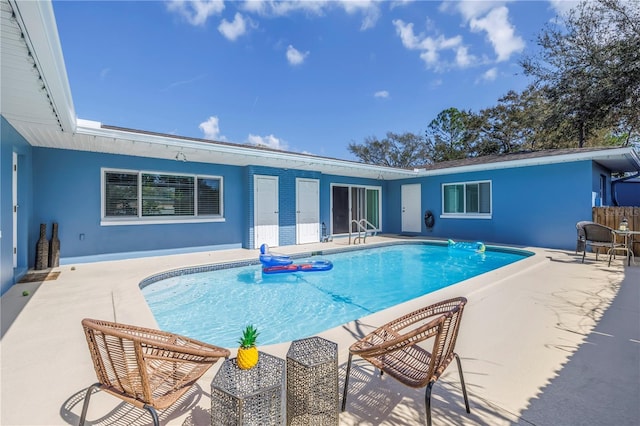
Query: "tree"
347 132 429 168
476 89 533 155
521 0 640 147
425 108 477 162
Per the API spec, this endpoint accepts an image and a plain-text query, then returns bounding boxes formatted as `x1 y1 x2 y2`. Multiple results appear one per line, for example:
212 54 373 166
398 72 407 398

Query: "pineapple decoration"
237 325 260 370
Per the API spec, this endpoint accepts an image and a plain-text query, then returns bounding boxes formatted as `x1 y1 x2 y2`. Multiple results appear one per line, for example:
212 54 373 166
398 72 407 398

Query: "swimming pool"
141 242 531 347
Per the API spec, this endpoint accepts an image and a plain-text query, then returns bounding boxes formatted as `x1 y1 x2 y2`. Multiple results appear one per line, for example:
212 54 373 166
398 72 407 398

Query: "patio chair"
579 222 624 266
341 297 470 426
576 221 591 253
79 318 230 426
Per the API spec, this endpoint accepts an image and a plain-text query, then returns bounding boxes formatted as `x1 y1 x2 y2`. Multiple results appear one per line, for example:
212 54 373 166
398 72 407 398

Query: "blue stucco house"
2 0 640 295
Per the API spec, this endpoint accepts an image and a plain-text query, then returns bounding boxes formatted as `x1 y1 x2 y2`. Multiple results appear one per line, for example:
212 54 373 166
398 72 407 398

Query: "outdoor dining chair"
79 318 230 426
341 297 470 426
578 222 624 266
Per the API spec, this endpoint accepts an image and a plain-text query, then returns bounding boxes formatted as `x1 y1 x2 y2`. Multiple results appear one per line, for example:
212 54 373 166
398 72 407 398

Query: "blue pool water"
142 243 530 347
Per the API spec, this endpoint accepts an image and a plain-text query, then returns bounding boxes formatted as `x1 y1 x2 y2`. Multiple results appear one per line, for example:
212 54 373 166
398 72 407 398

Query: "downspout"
612 171 640 206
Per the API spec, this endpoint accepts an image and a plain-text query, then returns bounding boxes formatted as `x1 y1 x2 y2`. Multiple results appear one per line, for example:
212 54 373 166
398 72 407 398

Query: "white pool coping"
1 235 638 425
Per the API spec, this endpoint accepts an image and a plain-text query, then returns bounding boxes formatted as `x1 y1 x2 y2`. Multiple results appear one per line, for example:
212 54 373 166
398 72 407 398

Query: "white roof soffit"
2 0 75 131
71 121 420 181
417 147 640 176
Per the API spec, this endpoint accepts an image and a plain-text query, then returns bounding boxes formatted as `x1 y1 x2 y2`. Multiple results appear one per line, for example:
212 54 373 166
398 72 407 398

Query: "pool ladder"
349 219 378 245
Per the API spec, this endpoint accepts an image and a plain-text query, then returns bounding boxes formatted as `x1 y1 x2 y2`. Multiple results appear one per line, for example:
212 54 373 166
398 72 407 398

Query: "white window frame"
101 168 225 226
441 180 492 219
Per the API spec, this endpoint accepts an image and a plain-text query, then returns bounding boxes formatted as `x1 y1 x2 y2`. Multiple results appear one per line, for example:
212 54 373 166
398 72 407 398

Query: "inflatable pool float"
259 244 293 267
259 244 333 274
262 260 333 274
447 239 486 253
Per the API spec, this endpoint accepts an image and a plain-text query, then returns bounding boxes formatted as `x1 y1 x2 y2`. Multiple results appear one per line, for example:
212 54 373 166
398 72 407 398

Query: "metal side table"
612 229 639 266
286 337 339 425
211 352 285 425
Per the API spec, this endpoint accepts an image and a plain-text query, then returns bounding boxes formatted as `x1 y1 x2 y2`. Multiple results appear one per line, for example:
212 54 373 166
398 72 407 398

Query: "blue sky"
53 0 575 161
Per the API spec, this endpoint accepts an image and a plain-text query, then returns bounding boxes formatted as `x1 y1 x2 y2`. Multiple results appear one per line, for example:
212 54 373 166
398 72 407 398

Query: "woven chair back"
428 298 466 381
583 223 614 243
82 318 229 410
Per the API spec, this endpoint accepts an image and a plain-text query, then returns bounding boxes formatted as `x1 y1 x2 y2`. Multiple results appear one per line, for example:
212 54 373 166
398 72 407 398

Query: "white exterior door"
12 153 18 268
401 184 422 233
296 178 320 244
254 175 279 248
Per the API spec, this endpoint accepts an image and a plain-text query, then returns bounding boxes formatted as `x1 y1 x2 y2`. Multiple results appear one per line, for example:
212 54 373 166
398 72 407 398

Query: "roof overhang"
1 0 75 132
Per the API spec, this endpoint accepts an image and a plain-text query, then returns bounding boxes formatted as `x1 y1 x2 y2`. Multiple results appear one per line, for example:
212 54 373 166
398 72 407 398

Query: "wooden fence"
592 206 640 257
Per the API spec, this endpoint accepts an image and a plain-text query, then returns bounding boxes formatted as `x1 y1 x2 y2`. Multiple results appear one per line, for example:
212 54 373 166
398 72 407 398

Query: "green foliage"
348 132 429 168
238 325 259 348
425 108 477 162
520 0 640 147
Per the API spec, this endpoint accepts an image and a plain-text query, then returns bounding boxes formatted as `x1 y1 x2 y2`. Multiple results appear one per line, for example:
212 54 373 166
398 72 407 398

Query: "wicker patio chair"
580 222 624 266
341 297 470 426
576 221 591 254
79 318 230 426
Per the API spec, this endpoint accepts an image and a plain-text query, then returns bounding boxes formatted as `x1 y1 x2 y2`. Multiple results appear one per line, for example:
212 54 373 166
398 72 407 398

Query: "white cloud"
99 68 110 80
241 0 381 30
241 0 327 17
374 90 389 99
441 0 506 22
430 79 443 88
199 116 224 140
337 0 380 30
469 6 524 61
247 134 287 150
166 0 224 26
393 19 468 71
478 67 498 82
286 45 309 66
547 0 580 16
218 13 248 41
455 45 475 67
162 74 206 91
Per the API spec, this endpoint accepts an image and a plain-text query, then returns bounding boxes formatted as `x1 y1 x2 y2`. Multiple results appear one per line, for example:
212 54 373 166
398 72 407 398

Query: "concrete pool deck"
1 236 638 425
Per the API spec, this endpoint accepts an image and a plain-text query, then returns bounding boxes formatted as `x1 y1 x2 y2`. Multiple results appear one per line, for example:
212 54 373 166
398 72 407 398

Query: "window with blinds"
197 178 221 216
103 170 223 220
443 181 491 216
105 172 138 216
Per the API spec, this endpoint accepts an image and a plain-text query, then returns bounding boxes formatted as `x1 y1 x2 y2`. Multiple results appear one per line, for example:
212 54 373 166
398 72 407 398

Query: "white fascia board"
417 147 640 176
10 0 77 131
75 123 421 179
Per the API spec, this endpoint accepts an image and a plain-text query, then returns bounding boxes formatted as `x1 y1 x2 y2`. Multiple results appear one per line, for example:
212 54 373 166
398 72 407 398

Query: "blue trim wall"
1 117 33 295
31 147 246 263
386 161 596 250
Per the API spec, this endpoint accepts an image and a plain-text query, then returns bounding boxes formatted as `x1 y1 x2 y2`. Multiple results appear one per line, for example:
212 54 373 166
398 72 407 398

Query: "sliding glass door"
331 184 381 235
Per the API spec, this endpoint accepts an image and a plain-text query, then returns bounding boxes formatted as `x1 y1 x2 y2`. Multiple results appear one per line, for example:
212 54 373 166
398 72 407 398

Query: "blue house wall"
1 117 34 294
31 147 246 264
386 160 595 250
1 118 628 295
